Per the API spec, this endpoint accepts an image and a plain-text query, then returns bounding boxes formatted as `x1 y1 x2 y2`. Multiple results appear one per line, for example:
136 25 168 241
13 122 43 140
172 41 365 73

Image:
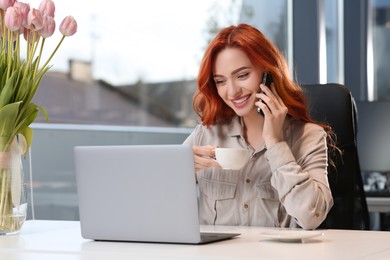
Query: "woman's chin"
232 107 257 117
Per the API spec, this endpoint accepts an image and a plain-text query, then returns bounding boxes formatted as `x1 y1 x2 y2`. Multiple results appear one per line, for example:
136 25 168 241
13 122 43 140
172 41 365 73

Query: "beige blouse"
183 116 333 229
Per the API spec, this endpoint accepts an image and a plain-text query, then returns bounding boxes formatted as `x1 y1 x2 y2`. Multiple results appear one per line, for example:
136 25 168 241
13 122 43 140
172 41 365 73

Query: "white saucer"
260 230 324 242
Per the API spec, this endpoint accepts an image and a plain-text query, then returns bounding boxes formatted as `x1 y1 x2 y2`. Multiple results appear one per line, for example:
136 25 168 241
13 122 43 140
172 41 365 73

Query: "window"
240 0 290 67
27 0 240 128
370 0 390 100
324 0 344 84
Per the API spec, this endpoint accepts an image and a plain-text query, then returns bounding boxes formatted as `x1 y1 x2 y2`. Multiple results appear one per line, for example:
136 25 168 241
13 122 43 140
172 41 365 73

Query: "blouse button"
245 178 251 183
243 203 249 209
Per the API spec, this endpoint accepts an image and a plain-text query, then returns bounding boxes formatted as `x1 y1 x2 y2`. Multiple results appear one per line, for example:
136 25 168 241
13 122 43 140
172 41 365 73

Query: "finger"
194 155 221 172
194 161 221 171
259 101 272 117
259 92 278 115
270 84 288 114
255 98 265 110
260 84 275 99
260 84 284 113
193 145 216 158
270 84 283 105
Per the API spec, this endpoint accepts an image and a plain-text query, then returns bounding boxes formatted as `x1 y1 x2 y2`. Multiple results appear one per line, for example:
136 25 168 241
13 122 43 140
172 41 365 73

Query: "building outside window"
29 0 242 128
26 0 390 127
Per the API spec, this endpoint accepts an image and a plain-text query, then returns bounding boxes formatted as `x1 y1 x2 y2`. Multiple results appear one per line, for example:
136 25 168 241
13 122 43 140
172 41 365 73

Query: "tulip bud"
14 1 30 27
27 8 44 31
23 27 40 42
4 6 23 31
38 0 55 18
0 0 15 10
59 16 77 36
38 15 55 38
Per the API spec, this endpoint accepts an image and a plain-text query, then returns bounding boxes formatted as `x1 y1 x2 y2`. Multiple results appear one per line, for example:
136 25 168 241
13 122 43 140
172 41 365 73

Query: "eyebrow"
213 66 251 78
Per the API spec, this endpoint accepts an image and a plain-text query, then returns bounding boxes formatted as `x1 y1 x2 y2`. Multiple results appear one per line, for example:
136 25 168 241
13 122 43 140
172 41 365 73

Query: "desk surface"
1 220 390 260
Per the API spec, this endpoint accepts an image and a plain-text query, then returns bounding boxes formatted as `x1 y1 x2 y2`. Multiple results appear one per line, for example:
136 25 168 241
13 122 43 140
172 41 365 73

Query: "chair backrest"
301 83 369 230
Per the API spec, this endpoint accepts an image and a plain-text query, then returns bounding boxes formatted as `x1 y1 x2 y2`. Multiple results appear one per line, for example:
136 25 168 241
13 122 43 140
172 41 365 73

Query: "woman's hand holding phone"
256 72 288 149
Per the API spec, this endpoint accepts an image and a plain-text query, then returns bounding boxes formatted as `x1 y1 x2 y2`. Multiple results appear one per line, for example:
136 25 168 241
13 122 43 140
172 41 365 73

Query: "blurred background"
17 0 390 230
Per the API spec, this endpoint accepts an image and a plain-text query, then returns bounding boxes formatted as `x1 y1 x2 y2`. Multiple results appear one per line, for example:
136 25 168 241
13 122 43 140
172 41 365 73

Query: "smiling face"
213 48 263 117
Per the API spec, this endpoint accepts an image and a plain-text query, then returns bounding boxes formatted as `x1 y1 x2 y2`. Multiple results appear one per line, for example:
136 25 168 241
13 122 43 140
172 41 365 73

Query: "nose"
226 80 241 97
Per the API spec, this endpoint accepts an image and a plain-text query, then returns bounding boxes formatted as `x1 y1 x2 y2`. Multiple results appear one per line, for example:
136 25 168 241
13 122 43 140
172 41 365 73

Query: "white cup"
214 148 249 170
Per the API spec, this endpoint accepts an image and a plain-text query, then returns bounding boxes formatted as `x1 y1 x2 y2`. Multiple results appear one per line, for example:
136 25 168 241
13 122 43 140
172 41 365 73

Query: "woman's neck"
242 111 265 150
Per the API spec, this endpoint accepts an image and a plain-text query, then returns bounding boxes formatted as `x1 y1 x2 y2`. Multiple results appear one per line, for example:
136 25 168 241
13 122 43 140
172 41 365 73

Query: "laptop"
74 144 240 244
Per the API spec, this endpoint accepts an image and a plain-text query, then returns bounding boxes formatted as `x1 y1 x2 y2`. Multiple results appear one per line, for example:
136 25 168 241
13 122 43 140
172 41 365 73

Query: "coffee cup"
214 148 249 170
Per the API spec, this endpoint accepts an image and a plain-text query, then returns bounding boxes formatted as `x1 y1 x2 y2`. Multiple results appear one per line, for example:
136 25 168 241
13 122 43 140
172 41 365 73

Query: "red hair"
194 23 316 126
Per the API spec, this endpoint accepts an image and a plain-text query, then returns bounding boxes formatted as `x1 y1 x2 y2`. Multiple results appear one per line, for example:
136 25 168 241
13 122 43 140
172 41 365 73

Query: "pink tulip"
4 6 23 31
23 27 40 42
59 15 77 36
38 15 55 38
13 1 30 27
0 0 15 10
26 8 44 30
38 0 55 18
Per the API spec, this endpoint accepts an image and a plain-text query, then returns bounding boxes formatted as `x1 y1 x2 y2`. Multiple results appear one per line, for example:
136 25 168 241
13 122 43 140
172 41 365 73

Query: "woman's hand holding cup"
192 145 221 173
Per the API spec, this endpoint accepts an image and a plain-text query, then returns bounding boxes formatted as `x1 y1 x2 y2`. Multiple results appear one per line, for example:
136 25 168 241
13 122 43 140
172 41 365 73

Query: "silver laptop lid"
74 144 200 243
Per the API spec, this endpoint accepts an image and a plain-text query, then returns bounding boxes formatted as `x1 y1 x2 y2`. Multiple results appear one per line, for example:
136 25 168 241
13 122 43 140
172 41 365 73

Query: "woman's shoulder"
195 117 238 133
287 117 326 138
185 117 240 145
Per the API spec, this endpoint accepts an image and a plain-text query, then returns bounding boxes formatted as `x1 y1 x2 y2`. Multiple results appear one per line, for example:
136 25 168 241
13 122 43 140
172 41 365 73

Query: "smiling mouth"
232 95 250 104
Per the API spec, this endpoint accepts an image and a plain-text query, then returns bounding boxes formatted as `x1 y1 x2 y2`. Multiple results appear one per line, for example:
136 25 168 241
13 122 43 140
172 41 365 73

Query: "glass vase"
0 135 27 235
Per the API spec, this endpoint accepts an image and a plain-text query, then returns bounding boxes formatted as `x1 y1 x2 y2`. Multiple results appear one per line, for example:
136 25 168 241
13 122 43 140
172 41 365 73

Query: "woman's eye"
214 79 225 85
238 72 249 79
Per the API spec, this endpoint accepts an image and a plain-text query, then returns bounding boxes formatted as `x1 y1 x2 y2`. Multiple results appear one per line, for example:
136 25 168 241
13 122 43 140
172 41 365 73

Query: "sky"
22 0 241 85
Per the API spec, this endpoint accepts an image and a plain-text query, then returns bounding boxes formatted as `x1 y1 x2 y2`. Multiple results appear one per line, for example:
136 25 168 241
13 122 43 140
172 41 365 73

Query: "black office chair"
302 83 369 230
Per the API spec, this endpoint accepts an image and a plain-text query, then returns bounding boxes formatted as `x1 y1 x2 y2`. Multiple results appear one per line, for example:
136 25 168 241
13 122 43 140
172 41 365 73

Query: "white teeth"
233 96 249 104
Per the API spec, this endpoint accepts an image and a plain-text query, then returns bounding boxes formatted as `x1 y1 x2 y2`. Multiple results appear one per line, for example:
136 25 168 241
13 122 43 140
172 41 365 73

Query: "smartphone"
257 71 273 115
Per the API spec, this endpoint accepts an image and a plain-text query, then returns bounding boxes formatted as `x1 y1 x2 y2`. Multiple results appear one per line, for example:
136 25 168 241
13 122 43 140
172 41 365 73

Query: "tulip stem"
35 38 46 78
37 35 65 78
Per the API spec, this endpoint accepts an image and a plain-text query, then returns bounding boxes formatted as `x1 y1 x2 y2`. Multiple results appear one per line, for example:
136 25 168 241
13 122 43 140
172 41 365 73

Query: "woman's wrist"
265 137 283 149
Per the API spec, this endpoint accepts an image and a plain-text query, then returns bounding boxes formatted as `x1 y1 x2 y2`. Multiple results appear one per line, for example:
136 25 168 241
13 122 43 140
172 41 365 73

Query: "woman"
183 24 334 229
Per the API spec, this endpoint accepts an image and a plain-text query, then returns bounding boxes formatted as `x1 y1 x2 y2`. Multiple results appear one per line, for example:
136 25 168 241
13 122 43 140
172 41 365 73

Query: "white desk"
1 220 390 260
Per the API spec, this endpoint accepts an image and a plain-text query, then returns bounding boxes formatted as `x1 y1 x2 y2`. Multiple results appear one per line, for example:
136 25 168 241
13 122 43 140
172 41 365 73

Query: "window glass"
324 0 343 84
24 0 241 128
239 0 289 61
240 0 345 86
371 0 390 100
